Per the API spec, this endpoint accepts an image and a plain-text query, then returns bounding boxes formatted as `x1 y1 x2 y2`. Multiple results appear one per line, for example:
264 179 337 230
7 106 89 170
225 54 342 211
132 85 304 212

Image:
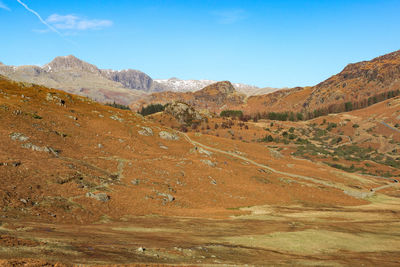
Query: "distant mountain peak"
43 55 100 74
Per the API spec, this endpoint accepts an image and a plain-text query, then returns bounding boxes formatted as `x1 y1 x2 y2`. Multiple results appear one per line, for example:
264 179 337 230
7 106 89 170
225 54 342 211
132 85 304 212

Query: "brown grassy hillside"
1 75 400 265
243 49 400 116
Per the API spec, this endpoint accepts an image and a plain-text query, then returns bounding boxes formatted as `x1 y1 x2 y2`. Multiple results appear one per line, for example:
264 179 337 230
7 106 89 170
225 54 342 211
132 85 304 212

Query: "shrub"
296 112 304 121
179 125 188 132
262 135 274 142
139 104 164 116
106 102 131 110
344 102 353 112
220 110 243 118
326 122 337 131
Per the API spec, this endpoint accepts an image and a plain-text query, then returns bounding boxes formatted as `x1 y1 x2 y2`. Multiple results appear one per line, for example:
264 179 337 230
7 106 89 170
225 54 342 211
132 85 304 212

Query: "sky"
0 0 399 88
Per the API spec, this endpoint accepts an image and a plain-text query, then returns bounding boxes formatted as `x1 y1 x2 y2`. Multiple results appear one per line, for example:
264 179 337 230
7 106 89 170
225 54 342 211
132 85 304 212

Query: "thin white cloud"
212 9 246 24
46 14 113 31
0 1 10 11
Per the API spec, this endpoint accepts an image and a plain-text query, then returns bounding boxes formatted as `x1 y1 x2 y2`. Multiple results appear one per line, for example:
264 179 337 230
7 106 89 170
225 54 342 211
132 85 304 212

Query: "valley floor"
0 193 400 266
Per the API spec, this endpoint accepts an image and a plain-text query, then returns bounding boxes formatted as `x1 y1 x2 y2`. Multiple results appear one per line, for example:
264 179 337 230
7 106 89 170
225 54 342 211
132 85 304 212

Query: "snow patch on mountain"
154 78 263 95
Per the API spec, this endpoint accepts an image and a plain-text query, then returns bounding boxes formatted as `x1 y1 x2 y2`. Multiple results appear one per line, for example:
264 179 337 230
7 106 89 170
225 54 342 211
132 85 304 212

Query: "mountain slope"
0 75 368 225
305 49 400 110
242 49 400 115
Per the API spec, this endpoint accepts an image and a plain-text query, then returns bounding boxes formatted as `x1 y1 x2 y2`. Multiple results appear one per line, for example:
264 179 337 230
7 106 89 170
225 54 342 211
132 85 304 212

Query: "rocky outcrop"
131 81 247 113
164 102 203 125
86 192 110 202
193 81 244 106
159 131 180 141
138 126 153 136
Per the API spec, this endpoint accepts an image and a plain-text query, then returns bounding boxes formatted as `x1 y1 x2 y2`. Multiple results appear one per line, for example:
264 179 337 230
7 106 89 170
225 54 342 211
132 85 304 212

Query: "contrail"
16 0 62 36
16 0 76 45
16 0 77 45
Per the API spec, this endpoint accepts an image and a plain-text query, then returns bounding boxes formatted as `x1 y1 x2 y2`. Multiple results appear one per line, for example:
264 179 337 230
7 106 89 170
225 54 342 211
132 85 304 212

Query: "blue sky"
0 0 399 87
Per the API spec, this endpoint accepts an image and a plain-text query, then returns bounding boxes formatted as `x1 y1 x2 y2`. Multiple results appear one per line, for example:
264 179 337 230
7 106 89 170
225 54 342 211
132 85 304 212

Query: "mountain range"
0 55 274 105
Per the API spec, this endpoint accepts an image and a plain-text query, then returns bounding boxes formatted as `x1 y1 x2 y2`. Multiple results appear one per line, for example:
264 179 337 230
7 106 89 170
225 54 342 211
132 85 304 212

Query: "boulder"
138 126 153 136
86 192 110 202
159 131 180 141
9 133 29 142
201 159 216 167
157 192 175 202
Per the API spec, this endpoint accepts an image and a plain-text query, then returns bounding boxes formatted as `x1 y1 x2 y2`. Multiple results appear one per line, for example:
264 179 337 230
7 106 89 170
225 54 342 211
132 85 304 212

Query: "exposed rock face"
102 69 154 91
164 102 203 125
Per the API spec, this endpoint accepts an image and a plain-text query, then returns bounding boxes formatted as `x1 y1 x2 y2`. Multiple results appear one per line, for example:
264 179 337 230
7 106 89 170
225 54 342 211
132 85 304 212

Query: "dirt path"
370 182 399 192
182 133 352 191
181 133 396 197
380 121 400 133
